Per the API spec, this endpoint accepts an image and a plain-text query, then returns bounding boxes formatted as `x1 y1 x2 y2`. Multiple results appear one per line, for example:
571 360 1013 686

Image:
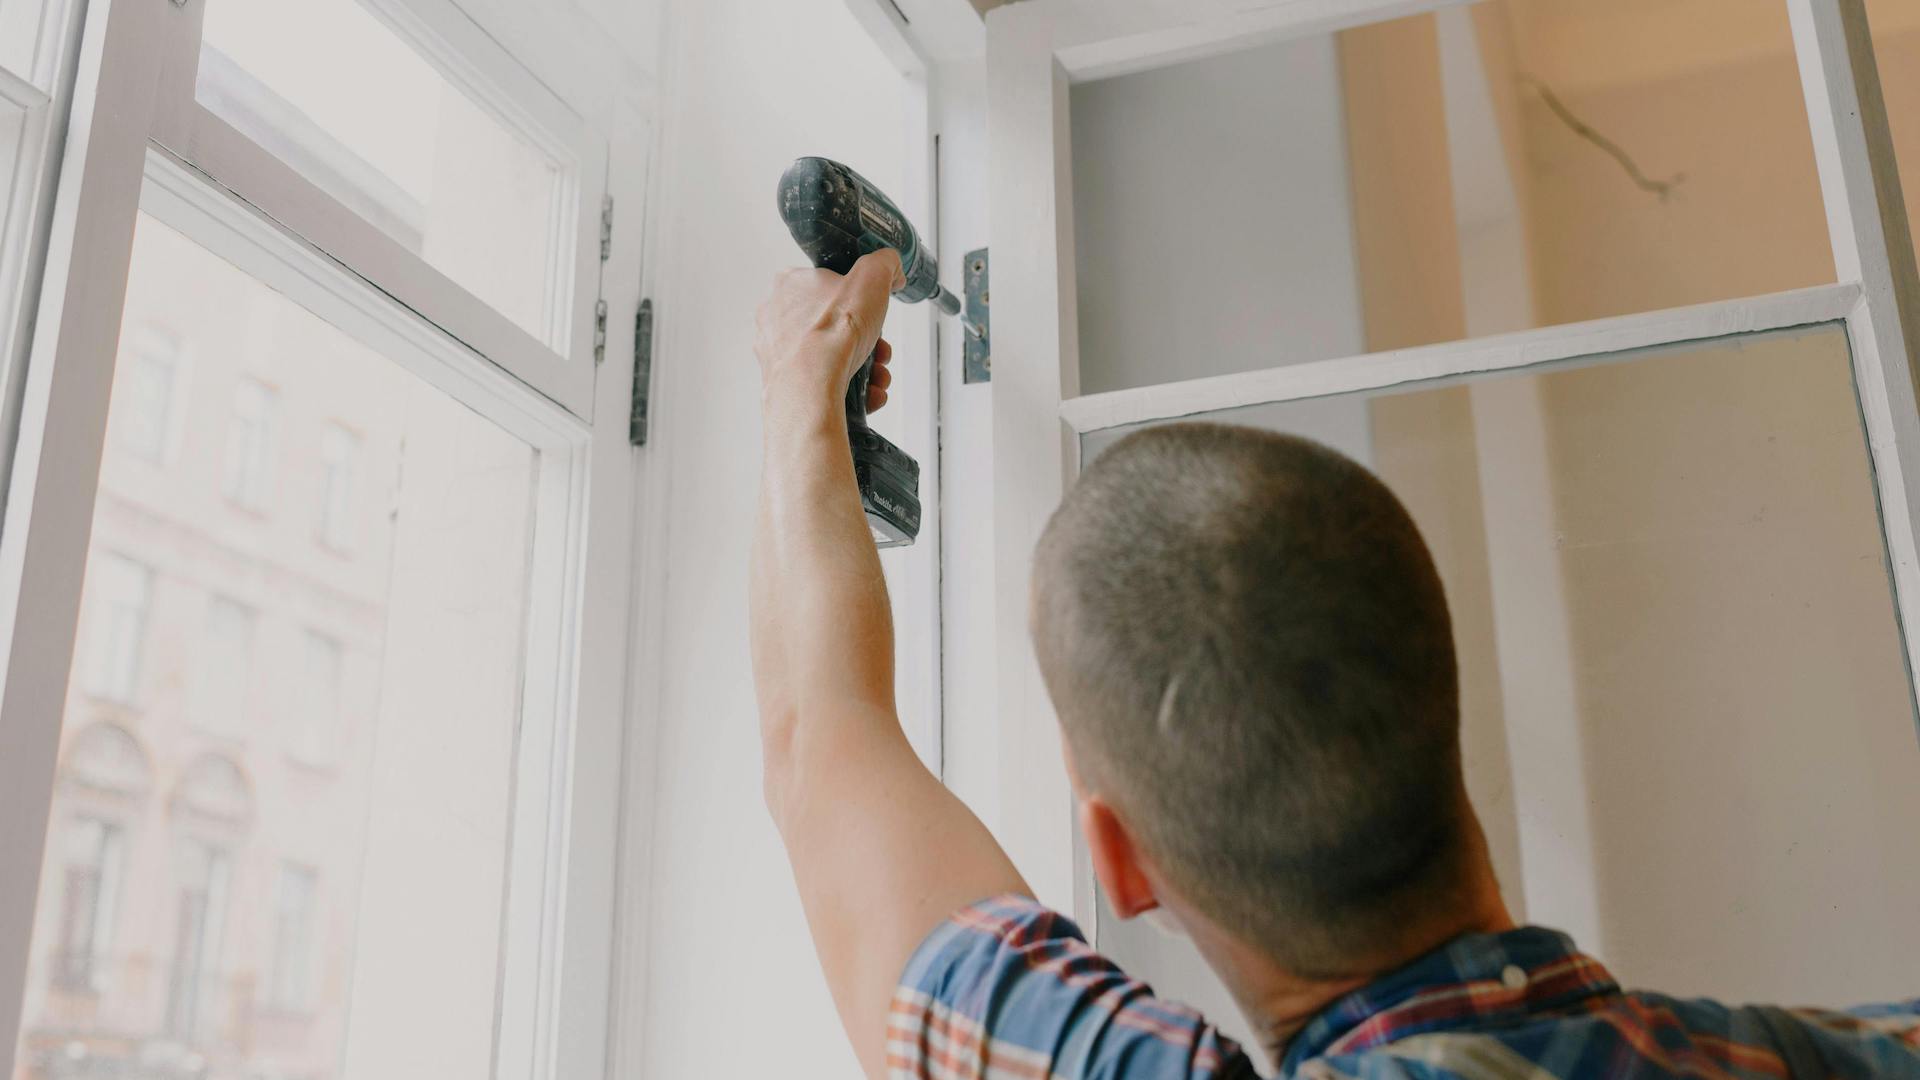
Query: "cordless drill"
778 157 961 548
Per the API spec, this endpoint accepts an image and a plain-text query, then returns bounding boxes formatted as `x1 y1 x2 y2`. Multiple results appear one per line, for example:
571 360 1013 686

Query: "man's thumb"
850 248 906 294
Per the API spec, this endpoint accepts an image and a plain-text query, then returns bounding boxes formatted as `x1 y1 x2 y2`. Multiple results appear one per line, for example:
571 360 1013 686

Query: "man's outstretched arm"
751 250 1029 1078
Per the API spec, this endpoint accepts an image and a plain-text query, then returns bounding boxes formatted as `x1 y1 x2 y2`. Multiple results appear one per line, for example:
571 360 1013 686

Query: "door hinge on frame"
600 194 615 263
630 299 655 446
593 298 609 364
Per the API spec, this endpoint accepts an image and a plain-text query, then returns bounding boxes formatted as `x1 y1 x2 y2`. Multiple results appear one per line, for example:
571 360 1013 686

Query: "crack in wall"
1522 75 1687 201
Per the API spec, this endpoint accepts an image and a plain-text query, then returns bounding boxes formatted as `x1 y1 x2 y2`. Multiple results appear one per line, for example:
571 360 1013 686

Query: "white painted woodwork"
611 0 933 1074
970 0 1920 979
0 0 172 1059
932 59 1000 832
1059 284 1864 433
1790 0 1920 739
0 0 649 1075
172 107 602 419
986 2 1082 913
1044 0 1476 82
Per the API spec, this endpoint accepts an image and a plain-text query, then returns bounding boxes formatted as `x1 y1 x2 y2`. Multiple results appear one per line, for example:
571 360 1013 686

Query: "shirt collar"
1281 927 1621 1073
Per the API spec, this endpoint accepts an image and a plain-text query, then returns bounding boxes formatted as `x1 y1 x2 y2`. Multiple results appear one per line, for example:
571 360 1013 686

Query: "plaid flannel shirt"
888 894 1920 1079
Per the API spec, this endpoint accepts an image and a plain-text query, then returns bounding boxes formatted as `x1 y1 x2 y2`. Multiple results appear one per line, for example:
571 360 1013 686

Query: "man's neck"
1188 891 1517 1063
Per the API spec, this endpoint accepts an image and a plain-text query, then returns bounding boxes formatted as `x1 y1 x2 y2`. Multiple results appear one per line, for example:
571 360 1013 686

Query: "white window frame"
978 0 1920 922
0 0 83 497
0 1 651 1078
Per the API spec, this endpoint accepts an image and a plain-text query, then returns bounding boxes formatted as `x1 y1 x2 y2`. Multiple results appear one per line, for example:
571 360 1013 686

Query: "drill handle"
845 348 875 436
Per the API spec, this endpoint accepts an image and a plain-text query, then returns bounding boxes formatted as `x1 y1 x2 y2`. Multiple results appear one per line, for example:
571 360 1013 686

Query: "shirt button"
1501 965 1528 990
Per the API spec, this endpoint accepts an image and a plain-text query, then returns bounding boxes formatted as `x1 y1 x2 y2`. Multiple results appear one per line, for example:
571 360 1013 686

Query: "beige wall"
1347 0 1920 1002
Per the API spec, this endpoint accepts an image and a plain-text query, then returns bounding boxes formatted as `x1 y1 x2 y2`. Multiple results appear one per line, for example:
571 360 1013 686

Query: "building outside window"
317 423 358 552
166 841 232 1042
194 596 254 738
116 329 182 463
80 554 151 705
52 818 125 992
293 632 343 766
223 378 278 511
266 863 318 1012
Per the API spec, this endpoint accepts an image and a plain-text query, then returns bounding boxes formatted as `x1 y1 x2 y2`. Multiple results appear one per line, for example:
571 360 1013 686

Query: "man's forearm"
752 386 904 816
750 254 1029 1078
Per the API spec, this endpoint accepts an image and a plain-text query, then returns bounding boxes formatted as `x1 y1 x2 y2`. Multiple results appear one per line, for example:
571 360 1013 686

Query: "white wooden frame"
0 0 645 1077
983 0 1920 922
0 0 84 509
154 0 608 420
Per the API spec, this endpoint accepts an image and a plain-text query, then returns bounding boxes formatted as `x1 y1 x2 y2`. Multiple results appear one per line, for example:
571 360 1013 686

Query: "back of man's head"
1033 422 1475 980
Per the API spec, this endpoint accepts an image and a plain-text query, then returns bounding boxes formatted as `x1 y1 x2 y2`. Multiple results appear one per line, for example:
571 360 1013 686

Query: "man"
751 250 1920 1078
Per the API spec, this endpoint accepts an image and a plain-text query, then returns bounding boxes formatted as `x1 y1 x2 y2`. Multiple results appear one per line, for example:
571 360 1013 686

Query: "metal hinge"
599 194 615 262
593 298 609 364
630 299 655 446
962 247 991 384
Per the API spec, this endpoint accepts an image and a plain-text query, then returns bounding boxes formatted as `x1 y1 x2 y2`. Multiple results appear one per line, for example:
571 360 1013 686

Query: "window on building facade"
80 554 151 705
266 863 317 1012
317 423 358 552
194 596 253 738
293 631 343 766
116 329 182 462
165 841 232 1042
223 378 277 511
17 212 542 1079
52 817 124 993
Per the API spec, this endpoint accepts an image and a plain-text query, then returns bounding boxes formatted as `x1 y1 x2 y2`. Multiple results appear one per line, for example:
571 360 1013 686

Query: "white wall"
627 0 926 1076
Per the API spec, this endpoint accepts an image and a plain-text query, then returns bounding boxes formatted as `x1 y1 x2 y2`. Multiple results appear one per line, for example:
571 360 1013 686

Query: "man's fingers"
870 363 892 391
873 338 892 367
867 385 888 414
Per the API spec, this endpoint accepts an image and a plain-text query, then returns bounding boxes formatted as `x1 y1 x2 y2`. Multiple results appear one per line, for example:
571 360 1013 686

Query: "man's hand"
754 250 903 424
749 249 1029 1079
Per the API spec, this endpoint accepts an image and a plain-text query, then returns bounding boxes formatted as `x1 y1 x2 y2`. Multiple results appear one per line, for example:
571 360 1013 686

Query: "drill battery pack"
851 427 921 548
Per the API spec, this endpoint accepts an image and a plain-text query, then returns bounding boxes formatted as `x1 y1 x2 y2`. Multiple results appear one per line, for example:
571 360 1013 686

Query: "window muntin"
197 0 568 343
79 554 151 705
14 210 538 1079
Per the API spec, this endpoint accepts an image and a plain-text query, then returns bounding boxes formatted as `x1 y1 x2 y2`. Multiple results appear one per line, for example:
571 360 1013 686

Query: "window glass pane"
0 0 65 86
1070 0 1834 394
15 211 537 1079
1083 324 1920 1044
197 0 565 342
1868 0 1920 273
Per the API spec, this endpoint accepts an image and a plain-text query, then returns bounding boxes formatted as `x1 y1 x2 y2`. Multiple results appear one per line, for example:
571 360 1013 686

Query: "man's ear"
1079 796 1161 919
